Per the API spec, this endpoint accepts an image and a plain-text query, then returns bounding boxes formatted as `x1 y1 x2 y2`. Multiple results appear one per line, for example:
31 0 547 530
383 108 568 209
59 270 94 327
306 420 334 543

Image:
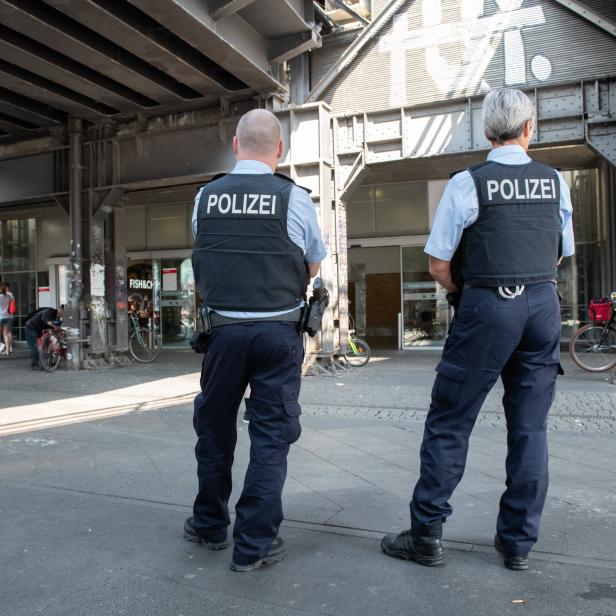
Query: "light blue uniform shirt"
425 145 575 262
192 159 327 318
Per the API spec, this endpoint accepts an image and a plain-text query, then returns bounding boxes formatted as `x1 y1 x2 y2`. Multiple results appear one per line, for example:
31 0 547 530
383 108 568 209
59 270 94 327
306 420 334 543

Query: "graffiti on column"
379 0 553 106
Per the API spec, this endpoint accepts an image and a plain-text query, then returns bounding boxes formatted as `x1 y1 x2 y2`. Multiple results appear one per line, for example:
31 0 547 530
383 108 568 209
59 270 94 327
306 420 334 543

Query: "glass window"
147 204 187 249
126 207 147 251
401 246 449 348
2 271 37 341
347 186 374 238
1 219 36 271
375 182 428 236
346 182 429 238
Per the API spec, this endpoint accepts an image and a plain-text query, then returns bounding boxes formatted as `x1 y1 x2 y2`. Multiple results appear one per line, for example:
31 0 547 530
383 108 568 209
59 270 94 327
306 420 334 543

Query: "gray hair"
482 88 536 144
235 109 282 154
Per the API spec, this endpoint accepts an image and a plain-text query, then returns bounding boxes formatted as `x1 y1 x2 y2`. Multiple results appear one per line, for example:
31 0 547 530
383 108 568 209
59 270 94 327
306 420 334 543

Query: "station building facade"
1 0 616 360
307 0 616 348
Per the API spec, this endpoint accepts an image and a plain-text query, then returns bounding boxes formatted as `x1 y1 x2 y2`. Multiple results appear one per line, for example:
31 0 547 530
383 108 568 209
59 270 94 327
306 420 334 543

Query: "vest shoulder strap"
274 172 312 195
450 161 492 179
208 172 228 184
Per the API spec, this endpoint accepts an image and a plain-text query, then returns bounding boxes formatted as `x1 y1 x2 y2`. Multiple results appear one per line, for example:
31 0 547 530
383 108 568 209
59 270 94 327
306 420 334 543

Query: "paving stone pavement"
1 346 615 615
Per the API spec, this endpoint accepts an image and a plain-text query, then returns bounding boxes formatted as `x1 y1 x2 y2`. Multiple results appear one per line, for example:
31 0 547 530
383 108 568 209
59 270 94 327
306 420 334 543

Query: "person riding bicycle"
24 306 63 370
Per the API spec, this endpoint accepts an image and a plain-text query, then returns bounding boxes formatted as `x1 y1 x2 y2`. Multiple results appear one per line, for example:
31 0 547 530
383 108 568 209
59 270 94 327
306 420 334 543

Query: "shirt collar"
231 160 274 174
487 144 531 164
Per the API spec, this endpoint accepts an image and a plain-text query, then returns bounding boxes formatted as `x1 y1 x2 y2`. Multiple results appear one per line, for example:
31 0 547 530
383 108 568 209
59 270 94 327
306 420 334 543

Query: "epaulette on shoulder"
274 172 312 195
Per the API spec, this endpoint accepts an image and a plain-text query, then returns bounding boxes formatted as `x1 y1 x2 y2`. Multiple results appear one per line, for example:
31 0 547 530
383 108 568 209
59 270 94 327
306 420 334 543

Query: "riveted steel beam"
128 0 284 90
211 0 257 21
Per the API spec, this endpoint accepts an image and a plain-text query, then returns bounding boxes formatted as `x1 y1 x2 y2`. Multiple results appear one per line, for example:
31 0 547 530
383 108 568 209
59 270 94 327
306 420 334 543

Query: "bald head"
235 109 282 159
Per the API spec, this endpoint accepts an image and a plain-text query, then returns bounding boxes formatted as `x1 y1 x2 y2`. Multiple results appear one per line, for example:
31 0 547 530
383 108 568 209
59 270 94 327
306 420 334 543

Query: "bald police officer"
185 109 326 571
381 89 574 570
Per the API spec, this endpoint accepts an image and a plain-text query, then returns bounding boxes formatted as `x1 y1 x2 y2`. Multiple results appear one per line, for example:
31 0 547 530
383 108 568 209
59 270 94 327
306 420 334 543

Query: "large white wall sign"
379 0 553 106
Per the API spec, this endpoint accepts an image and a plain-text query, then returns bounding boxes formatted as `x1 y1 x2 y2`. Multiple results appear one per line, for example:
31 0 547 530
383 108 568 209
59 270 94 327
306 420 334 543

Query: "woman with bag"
0 282 15 356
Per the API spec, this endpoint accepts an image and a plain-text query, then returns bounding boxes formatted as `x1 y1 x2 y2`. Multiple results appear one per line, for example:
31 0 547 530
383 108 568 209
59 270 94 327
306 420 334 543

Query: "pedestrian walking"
381 88 575 571
185 109 327 571
0 283 16 356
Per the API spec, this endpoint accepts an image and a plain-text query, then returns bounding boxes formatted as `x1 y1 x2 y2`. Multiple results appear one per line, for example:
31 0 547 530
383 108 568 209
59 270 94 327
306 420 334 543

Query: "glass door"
158 257 195 347
401 247 450 348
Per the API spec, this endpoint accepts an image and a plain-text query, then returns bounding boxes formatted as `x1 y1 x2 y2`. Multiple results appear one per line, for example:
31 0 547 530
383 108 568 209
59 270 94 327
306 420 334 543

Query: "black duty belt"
209 307 303 327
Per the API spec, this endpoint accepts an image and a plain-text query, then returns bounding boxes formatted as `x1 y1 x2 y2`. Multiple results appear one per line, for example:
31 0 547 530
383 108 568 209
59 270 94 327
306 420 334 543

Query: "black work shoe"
380 529 445 567
494 534 529 571
230 536 286 572
183 517 228 550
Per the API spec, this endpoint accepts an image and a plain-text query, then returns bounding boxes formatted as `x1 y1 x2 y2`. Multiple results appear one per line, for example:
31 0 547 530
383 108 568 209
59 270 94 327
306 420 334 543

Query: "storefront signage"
162 268 178 292
129 279 153 290
38 286 51 306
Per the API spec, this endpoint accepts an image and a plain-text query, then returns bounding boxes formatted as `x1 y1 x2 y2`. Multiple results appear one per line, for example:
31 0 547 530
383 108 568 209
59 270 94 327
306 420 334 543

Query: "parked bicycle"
344 314 371 367
129 311 161 363
569 292 616 372
39 325 72 372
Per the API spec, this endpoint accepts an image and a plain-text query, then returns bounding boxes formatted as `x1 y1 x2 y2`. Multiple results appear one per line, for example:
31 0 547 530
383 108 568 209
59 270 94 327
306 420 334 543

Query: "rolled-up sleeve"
287 185 327 263
556 171 575 257
192 186 204 238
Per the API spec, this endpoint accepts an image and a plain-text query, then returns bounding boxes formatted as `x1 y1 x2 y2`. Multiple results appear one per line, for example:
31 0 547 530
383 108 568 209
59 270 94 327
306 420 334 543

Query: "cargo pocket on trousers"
283 400 302 444
431 360 468 406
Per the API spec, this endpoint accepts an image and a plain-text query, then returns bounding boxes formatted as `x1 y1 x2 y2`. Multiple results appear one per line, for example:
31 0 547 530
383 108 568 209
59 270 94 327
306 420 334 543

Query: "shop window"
126 207 147 251
347 182 429 238
36 213 69 270
1 219 36 272
347 186 374 238
375 182 428 236
147 204 187 249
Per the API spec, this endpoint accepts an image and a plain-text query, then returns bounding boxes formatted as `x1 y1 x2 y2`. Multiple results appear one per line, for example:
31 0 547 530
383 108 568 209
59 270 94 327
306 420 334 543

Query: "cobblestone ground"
301 352 616 434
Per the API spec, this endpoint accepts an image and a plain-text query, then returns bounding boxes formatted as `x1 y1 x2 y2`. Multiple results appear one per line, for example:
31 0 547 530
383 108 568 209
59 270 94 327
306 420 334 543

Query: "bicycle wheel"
344 337 371 367
129 328 161 363
39 332 62 372
569 324 616 372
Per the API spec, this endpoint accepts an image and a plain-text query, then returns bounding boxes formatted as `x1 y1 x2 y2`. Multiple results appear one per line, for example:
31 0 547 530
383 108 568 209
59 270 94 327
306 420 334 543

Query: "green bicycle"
129 311 161 363
344 314 370 367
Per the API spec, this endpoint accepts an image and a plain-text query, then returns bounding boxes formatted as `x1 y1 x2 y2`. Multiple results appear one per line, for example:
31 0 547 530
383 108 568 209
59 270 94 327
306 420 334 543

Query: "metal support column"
89 197 108 357
67 117 84 368
112 207 129 353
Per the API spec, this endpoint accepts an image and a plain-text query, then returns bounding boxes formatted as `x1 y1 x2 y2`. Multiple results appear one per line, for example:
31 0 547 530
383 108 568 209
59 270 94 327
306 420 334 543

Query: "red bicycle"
38 326 72 372
569 292 616 372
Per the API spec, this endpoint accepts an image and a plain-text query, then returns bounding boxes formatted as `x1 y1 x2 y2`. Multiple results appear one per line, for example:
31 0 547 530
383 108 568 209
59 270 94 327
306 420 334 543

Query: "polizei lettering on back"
206 193 278 216
484 178 557 202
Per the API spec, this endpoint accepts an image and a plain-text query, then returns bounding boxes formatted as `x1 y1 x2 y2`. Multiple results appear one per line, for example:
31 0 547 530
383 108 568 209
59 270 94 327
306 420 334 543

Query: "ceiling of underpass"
0 0 319 142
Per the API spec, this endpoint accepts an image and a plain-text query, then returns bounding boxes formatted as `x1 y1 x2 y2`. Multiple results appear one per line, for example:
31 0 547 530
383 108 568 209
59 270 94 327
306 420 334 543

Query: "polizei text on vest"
485 178 557 201
206 193 278 216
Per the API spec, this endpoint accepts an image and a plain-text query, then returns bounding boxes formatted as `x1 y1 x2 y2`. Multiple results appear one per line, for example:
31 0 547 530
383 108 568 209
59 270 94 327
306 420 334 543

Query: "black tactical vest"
192 172 308 311
454 160 562 287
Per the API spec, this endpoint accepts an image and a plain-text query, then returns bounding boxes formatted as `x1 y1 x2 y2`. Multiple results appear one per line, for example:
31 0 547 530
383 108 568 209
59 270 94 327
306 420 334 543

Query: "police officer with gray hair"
381 88 574 570
185 109 326 571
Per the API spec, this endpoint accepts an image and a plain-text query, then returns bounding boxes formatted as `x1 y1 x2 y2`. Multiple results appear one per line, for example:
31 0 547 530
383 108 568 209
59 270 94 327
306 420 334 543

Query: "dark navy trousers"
410 282 562 556
192 321 303 566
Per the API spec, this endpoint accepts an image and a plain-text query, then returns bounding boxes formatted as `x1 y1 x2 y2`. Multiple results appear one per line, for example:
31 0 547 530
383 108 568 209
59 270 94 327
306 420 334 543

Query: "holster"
190 306 212 354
